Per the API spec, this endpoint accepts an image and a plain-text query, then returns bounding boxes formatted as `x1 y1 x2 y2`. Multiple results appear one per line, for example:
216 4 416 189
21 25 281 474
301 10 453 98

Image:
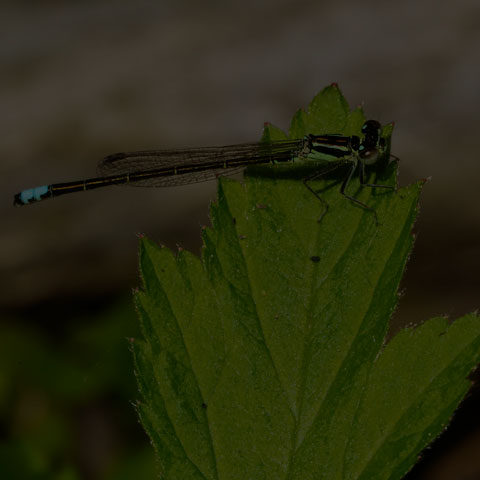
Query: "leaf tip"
420 176 432 185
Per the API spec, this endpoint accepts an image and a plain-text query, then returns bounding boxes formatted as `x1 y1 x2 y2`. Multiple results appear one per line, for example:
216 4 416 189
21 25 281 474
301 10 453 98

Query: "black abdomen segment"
14 154 285 205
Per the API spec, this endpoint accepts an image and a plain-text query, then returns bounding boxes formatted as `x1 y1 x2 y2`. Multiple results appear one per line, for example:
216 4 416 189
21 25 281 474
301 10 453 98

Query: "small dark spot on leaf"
310 256 320 263
202 403 207 409
239 235 246 240
232 217 236 225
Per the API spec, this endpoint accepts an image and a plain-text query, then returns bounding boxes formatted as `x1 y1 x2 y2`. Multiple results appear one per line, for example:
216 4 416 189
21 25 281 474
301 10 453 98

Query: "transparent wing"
97 140 302 187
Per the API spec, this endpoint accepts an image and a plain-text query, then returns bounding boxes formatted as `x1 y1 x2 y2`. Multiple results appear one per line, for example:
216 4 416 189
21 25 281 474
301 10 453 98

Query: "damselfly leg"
302 161 346 223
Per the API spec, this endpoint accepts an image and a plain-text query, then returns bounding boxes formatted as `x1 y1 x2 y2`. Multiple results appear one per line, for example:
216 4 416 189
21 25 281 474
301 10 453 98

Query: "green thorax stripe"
309 134 352 159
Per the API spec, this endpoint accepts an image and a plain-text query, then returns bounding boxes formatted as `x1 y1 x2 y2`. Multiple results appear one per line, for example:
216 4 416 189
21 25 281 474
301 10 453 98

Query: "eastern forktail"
13 120 395 222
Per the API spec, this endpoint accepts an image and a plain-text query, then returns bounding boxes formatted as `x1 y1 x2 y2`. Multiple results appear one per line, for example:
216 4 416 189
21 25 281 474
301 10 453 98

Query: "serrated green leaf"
289 84 350 138
133 86 480 479
261 122 288 143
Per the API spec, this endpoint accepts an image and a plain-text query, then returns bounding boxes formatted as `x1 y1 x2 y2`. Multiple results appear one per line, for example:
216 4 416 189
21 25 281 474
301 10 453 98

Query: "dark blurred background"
2 1 480 479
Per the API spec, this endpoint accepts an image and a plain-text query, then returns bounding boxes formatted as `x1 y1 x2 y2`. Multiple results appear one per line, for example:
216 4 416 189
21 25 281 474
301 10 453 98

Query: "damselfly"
13 120 395 223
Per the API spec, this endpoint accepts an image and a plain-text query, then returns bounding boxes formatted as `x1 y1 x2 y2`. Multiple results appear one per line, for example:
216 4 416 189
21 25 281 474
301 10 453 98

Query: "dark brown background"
2 1 479 478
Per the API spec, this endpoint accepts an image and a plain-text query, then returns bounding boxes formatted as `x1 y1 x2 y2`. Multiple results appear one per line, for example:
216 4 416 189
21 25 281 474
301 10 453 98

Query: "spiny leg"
340 160 380 226
303 162 345 223
359 160 396 191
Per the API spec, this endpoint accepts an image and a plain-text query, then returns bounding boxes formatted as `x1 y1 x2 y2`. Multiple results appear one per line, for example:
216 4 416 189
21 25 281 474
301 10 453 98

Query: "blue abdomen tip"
15 185 50 205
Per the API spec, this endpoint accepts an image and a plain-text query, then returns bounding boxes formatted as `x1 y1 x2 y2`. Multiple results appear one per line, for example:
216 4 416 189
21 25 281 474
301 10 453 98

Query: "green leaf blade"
348 314 480 480
135 240 218 480
134 85 480 479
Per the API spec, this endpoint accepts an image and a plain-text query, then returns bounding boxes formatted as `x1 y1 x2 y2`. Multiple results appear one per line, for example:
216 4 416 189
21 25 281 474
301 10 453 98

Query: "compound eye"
359 147 379 165
362 120 381 133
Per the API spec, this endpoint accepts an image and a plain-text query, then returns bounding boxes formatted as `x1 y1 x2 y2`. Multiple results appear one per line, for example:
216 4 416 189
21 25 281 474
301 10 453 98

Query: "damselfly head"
360 119 386 164
361 120 382 146
362 120 382 135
